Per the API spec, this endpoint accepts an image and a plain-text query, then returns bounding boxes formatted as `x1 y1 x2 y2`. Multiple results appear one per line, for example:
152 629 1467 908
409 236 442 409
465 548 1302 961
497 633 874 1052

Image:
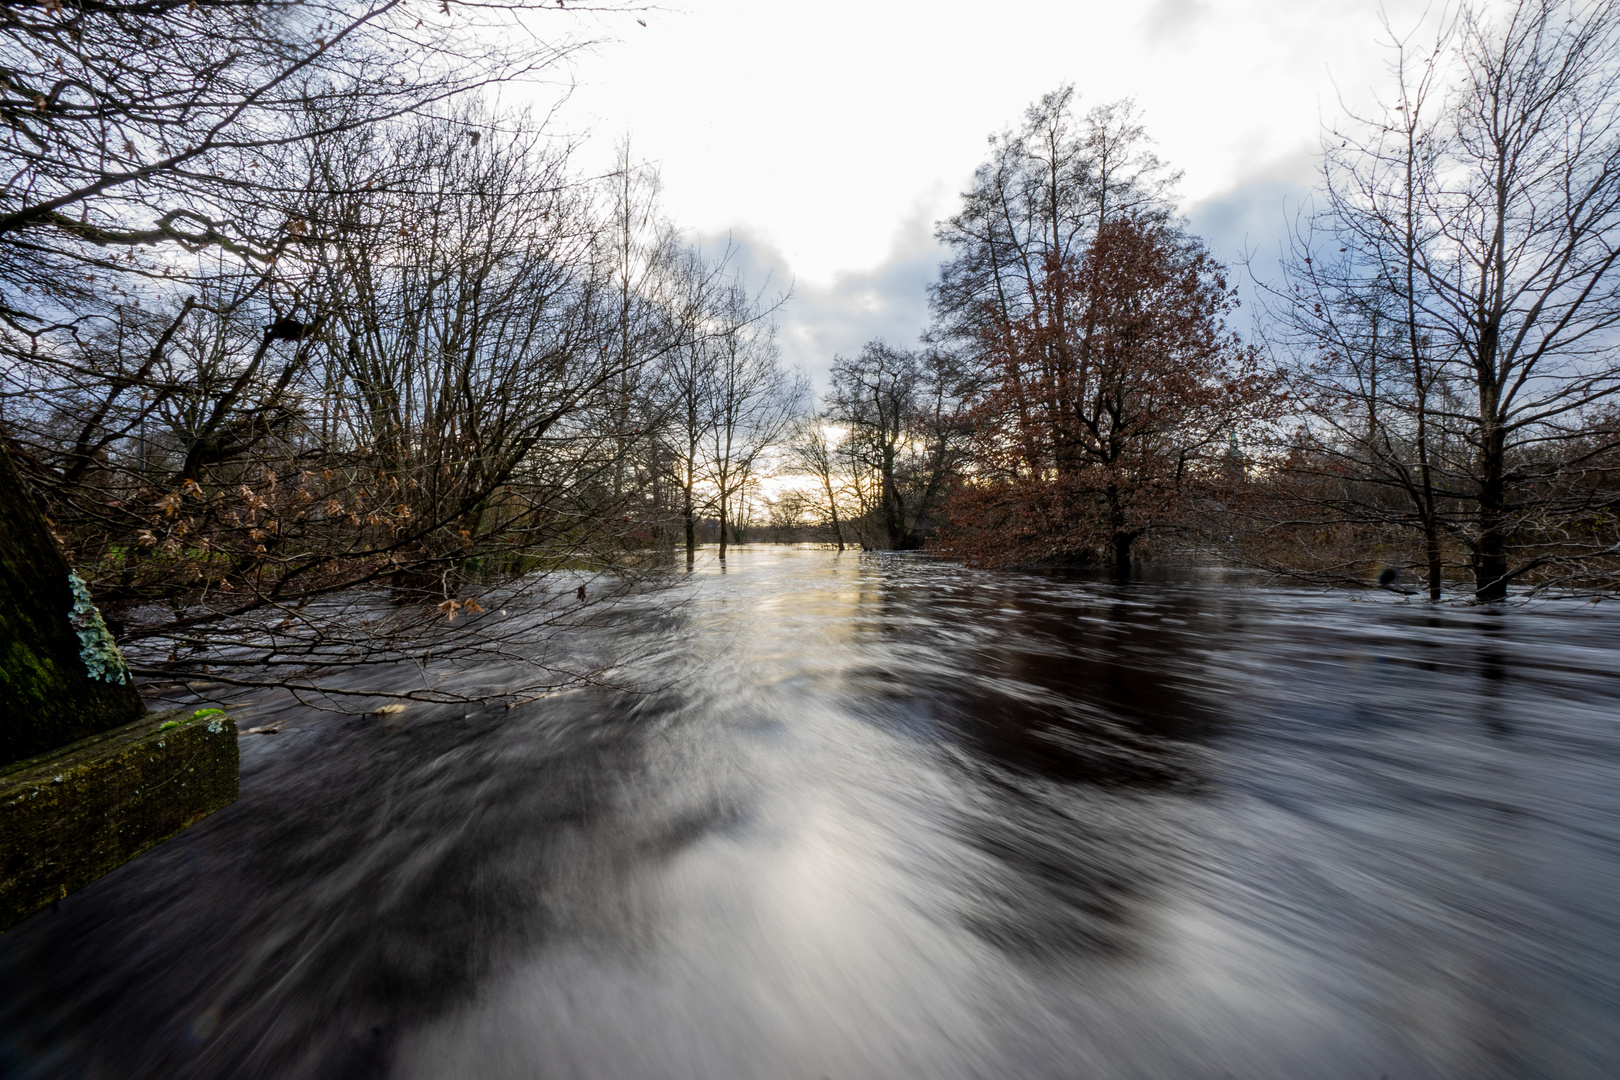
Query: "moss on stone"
67 571 130 685
1 450 144 764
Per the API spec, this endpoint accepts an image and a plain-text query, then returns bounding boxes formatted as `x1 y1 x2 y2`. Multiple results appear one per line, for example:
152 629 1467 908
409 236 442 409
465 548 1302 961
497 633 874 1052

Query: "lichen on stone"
68 571 130 685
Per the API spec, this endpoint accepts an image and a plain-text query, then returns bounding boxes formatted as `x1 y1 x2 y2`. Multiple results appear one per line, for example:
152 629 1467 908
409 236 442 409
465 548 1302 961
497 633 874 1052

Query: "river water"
5 546 1620 1079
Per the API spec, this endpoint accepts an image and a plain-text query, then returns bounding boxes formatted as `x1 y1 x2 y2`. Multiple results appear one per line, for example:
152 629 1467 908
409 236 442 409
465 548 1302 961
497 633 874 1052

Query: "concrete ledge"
0 707 239 931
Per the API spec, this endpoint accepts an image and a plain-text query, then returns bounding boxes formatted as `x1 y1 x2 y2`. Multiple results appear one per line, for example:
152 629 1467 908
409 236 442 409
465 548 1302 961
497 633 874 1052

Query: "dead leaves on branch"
435 597 483 622
86 460 496 610
938 217 1284 566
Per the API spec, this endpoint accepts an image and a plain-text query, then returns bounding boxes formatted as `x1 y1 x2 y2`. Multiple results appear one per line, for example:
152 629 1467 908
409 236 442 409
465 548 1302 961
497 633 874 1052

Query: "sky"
539 0 1447 390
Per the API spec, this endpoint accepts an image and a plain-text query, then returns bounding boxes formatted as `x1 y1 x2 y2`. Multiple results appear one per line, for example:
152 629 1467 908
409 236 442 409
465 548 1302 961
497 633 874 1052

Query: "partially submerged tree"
645 243 793 566
5 108 661 702
705 281 801 561
828 341 922 550
940 216 1277 571
931 90 1278 571
597 141 685 518
1269 0 1620 600
826 341 966 550
787 414 849 551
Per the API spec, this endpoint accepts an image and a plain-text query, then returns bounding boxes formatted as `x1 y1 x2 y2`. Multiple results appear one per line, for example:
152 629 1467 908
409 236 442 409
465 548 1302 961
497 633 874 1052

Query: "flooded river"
5 546 1620 1079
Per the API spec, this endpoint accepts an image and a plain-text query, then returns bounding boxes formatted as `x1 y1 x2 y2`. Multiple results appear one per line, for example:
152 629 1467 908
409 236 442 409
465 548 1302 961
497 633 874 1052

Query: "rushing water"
5 546 1620 1079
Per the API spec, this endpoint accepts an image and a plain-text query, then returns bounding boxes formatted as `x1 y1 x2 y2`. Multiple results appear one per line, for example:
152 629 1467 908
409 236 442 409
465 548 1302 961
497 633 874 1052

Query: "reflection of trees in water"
845 564 1232 960
942 774 1190 961
1474 610 1513 739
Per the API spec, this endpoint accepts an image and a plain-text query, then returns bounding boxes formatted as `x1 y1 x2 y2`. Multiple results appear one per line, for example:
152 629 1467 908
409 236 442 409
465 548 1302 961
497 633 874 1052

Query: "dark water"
5 546 1620 1079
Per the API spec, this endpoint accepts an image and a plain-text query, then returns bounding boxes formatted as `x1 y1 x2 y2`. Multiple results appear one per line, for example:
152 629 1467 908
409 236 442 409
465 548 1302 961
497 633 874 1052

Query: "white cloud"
1184 149 1321 297
525 0 1472 392
1144 0 1214 41
694 195 946 392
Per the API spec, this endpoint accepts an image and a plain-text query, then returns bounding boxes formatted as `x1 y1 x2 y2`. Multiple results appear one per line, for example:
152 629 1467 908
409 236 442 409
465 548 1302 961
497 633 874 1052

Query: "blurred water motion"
4 547 1620 1079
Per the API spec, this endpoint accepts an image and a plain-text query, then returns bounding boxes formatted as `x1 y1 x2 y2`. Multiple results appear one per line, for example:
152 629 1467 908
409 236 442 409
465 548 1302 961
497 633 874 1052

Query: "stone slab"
0 707 239 931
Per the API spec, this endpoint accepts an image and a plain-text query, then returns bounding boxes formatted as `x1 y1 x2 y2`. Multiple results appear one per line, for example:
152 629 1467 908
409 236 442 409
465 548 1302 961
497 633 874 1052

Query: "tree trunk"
1416 427 1443 602
683 493 696 566
1475 518 1509 601
717 500 728 562
1424 524 1443 603
683 440 698 566
1415 406 1443 602
827 485 845 553
880 445 908 550
1474 412 1509 602
1112 531 1133 578
1107 483 1131 578
0 449 144 766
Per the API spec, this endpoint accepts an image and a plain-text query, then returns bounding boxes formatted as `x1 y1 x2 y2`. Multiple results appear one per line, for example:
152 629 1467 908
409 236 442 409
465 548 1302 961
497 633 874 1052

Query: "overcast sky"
546 0 1445 389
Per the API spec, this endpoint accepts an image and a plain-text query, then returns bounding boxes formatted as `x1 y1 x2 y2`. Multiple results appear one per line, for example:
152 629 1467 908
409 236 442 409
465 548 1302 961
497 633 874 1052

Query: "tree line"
5 0 1618 713
773 0 1620 603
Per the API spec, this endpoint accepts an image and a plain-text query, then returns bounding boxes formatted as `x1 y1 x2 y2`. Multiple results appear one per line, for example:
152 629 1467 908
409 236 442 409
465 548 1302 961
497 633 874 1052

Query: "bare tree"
826 341 968 551
761 486 820 543
597 141 683 512
655 247 723 565
0 0 595 340
705 280 802 561
788 413 849 551
1272 0 1620 599
1 106 678 702
0 1 698 699
925 88 1273 569
828 342 920 549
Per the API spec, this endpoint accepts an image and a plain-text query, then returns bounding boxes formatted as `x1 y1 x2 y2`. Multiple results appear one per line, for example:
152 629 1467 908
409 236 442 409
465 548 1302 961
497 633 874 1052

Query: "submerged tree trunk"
1475 510 1510 601
717 496 729 562
683 486 697 566
880 445 911 550
1112 532 1133 577
1415 398 1444 602
827 485 845 552
0 450 144 766
1474 391 1509 602
1424 521 1444 602
1107 482 1132 577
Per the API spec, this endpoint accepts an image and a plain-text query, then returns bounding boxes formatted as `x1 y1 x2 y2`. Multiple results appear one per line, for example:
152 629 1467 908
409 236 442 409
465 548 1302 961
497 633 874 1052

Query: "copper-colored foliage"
936 217 1282 569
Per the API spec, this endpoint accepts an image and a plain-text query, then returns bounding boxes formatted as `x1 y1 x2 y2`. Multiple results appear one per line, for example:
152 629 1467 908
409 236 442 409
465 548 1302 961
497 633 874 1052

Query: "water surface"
5 547 1620 1079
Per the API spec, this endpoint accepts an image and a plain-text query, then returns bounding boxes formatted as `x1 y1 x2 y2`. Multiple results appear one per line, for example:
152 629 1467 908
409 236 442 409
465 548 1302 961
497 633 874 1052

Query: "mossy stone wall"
0 708 239 931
